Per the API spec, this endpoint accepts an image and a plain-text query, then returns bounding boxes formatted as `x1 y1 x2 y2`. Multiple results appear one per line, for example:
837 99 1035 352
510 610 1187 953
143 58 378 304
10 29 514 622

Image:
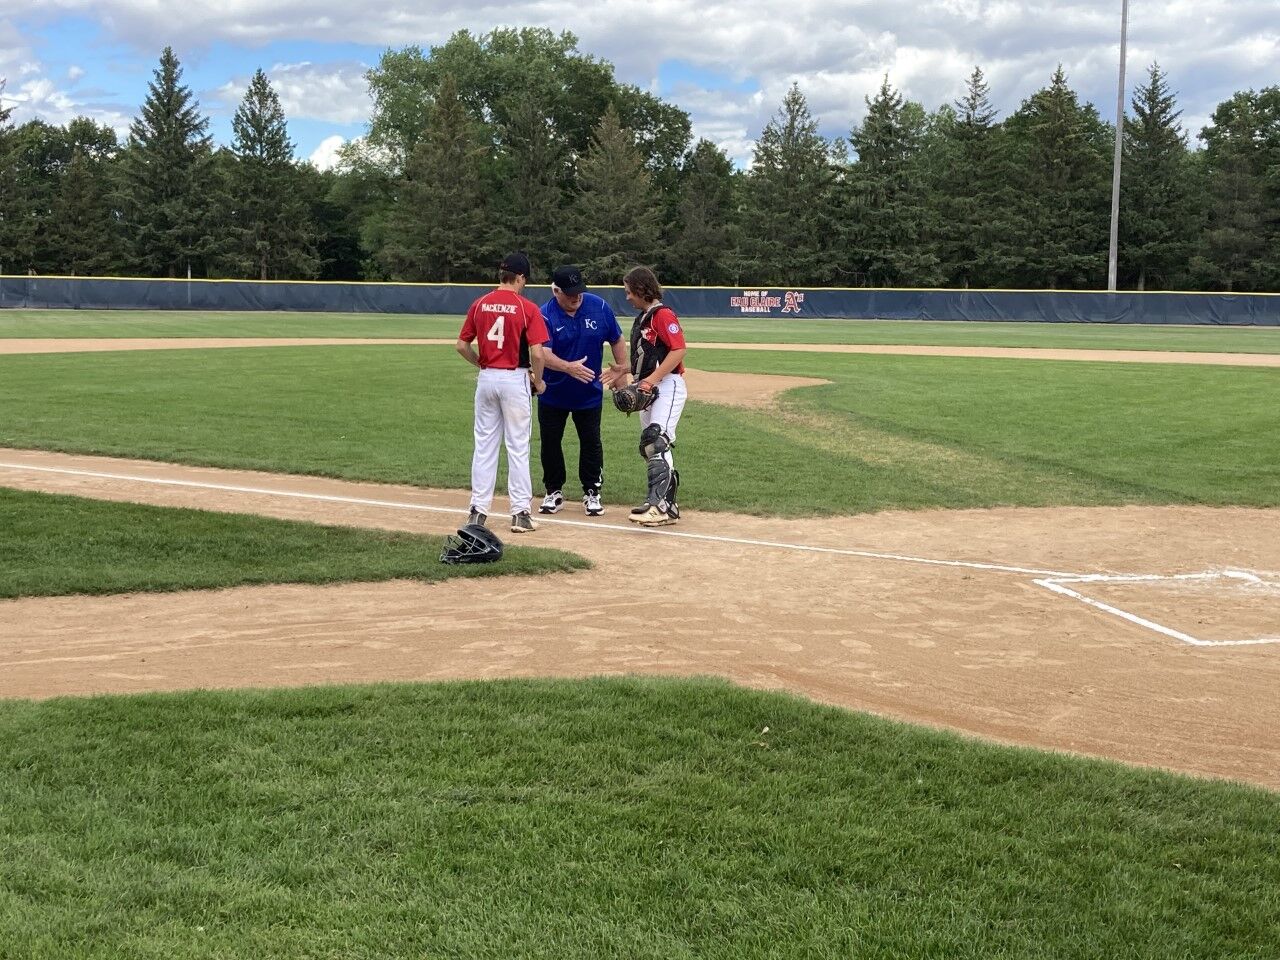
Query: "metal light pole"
1107 0 1130 291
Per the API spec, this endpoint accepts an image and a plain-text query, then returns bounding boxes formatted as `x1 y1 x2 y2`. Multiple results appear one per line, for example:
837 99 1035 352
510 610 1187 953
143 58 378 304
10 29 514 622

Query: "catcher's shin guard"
646 454 678 512
639 425 679 515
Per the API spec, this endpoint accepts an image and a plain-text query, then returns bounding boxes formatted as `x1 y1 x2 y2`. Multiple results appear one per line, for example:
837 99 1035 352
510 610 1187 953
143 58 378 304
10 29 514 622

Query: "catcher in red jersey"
456 251 549 534
602 265 687 527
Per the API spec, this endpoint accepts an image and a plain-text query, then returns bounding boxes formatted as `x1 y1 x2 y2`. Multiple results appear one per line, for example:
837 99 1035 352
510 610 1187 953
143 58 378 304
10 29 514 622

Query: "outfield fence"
3 275 1279 325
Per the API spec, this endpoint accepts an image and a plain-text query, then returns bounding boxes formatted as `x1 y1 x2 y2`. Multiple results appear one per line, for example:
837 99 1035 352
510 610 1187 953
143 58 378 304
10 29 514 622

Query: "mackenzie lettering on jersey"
460 289 550 370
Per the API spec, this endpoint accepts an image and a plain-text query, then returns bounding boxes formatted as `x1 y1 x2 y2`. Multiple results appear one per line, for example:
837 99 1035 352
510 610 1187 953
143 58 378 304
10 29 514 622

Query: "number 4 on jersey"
486 317 505 351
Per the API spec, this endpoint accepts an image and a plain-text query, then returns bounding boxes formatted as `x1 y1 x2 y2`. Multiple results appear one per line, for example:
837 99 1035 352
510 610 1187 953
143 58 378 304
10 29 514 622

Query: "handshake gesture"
599 363 630 390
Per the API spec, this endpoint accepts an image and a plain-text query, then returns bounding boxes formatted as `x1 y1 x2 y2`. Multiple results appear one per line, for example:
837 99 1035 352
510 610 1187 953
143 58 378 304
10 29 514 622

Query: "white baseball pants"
640 372 687 441
470 368 534 517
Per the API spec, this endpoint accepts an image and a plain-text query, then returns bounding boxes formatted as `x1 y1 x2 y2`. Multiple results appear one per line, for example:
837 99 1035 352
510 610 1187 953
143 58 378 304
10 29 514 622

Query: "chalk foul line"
2 459 1277 647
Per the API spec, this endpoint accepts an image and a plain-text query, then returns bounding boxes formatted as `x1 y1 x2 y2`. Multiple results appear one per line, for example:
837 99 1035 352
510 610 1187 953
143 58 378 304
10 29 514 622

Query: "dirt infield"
1 336 1279 366
1 337 1278 791
2 449 1277 790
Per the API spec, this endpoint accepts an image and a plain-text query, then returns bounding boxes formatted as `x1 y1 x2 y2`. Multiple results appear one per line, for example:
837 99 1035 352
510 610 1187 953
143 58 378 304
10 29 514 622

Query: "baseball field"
2 310 1279 957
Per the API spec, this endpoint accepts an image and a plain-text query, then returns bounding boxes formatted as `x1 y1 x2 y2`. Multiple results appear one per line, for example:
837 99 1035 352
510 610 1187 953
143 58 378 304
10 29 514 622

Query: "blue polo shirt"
539 293 623 411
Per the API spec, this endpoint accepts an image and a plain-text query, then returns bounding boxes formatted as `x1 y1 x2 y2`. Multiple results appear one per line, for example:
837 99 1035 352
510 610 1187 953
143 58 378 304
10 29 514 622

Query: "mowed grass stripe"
693 348 1280 509
5 309 1280 353
5 344 1277 514
0 487 587 599
0 678 1276 959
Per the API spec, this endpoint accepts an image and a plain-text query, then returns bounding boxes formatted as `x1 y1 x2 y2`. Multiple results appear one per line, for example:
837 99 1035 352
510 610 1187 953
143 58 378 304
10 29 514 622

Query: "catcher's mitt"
612 381 658 415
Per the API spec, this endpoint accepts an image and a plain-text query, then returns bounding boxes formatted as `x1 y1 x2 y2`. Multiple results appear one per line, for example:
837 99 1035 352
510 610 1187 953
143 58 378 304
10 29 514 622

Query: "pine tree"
52 123 121 276
0 82 28 274
118 47 216 277
296 165 365 280
1192 88 1280 291
998 66 1110 287
926 67 1010 287
566 105 662 282
0 120 66 274
379 73 491 282
52 150 109 276
843 76 942 286
226 69 319 280
1119 64 1199 289
666 139 736 285
494 100 570 272
741 83 835 285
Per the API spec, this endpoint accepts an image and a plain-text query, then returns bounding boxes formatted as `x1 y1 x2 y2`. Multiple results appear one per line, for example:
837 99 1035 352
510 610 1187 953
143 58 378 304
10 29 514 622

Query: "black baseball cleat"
467 507 487 527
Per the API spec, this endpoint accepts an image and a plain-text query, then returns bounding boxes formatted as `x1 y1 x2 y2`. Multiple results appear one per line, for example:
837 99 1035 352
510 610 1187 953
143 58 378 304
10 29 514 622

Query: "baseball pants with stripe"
470 368 534 517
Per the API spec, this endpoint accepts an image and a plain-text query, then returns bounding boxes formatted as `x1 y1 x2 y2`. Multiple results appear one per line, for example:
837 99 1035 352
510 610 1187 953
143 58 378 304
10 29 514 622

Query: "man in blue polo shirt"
536 265 628 517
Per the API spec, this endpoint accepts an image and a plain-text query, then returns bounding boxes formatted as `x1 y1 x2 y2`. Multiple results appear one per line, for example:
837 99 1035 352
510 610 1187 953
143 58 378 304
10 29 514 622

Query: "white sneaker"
538 491 564 514
583 491 604 516
510 512 538 533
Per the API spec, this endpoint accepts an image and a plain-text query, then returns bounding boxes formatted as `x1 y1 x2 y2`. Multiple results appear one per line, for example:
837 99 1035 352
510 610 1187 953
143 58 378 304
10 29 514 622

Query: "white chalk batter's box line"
2 460 1278 648
1033 570 1280 647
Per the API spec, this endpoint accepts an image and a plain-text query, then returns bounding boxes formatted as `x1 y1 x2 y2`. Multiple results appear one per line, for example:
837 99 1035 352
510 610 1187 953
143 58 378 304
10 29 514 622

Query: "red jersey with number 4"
460 289 550 369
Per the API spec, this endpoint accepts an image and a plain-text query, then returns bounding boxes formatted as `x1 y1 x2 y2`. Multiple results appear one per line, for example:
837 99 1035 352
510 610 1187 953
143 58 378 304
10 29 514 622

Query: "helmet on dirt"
439 523 504 564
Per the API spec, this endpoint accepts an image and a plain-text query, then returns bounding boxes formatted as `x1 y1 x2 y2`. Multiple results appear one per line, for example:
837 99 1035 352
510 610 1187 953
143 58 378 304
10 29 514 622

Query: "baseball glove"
612 381 657 415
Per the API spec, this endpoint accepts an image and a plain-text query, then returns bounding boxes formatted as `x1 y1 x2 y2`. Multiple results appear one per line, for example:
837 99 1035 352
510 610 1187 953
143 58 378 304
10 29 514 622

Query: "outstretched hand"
600 363 629 390
564 356 594 383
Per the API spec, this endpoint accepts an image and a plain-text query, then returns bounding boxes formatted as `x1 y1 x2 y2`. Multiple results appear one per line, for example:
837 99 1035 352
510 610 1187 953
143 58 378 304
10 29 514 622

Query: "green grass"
2 345 1277 514
0 309 448 340
681 317 1280 353
0 487 587 599
0 678 1276 959
4 308 1280 352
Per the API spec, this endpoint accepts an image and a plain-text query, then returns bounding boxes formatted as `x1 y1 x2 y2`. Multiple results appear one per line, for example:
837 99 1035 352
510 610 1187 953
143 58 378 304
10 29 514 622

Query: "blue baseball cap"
551 265 587 295
500 252 531 278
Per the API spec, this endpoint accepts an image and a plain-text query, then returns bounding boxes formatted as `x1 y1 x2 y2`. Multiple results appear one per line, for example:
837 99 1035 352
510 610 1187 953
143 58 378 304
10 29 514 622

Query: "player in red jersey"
456 252 550 533
602 265 688 527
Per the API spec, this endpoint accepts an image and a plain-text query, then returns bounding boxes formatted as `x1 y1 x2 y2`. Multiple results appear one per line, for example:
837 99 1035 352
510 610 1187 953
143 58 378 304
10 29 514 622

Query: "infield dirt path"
2 336 1279 366
2 449 1278 790
2 338 1278 790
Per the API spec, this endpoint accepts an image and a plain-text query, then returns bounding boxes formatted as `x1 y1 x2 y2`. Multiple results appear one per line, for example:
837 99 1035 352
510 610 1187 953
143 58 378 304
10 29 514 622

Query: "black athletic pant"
538 401 604 495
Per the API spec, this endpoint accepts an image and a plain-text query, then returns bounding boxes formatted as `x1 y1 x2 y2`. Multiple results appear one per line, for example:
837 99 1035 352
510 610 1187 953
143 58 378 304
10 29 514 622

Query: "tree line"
1 29 1277 291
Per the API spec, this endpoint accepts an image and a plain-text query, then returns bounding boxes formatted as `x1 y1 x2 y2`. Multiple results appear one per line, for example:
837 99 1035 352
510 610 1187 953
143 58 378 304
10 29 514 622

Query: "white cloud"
22 1 1280 153
308 133 346 169
667 86 765 165
68 64 85 81
1 18 32 86
214 60 371 124
1 18 131 133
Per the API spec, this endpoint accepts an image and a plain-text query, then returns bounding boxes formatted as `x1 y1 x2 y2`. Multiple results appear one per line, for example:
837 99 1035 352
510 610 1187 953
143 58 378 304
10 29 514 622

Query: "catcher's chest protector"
629 304 670 380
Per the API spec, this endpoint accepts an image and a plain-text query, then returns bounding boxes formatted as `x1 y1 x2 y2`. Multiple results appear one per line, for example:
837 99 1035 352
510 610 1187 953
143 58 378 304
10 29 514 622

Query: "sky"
2 1 1277 169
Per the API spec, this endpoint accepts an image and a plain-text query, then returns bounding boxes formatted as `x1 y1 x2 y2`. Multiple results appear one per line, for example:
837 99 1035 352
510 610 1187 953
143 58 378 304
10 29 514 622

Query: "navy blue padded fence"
3 276 1278 325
